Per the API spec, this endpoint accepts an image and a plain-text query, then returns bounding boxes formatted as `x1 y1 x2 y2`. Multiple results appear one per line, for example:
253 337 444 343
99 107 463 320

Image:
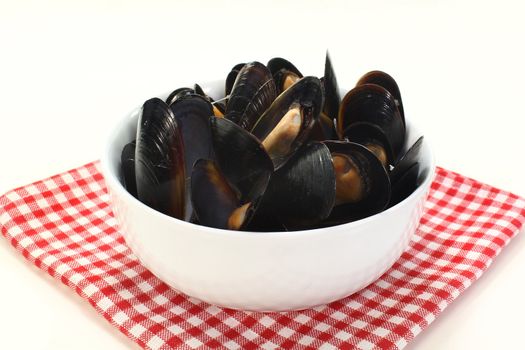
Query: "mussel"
323 141 391 224
322 52 341 124
225 61 277 129
167 85 224 118
191 117 273 229
310 53 340 142
338 83 405 163
343 122 393 167
169 94 214 176
389 136 424 205
209 117 273 201
166 87 194 106
225 62 245 97
357 70 405 124
191 159 260 230
250 142 336 230
267 57 303 94
251 76 324 169
135 98 186 220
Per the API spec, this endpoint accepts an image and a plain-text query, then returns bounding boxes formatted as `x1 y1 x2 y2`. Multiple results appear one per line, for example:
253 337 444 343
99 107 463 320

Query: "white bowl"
100 80 435 312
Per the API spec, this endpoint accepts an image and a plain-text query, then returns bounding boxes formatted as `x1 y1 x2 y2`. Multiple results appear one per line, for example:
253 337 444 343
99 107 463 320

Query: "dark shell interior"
191 159 256 230
390 162 419 207
267 57 303 78
169 94 214 176
390 136 424 184
210 117 273 203
168 94 215 219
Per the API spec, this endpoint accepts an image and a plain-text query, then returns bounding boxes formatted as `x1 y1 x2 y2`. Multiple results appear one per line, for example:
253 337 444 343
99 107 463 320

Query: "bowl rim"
100 84 436 238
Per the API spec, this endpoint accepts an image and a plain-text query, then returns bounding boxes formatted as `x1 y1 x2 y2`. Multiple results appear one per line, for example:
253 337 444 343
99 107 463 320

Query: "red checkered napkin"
1 162 525 350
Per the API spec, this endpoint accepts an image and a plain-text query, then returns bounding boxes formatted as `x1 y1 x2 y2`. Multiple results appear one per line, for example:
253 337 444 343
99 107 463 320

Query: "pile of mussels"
120 55 424 231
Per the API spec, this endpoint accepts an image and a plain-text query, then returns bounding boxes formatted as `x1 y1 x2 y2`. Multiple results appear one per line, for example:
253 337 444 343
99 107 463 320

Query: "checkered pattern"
1 162 524 350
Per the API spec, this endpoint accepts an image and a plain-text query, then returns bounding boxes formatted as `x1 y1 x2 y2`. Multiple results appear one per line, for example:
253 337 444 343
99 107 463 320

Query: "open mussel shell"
322 52 341 123
343 122 394 167
210 117 273 202
323 141 391 224
390 163 419 207
169 94 214 179
390 136 424 184
251 76 324 169
121 140 137 197
225 61 277 129
135 98 186 220
267 57 302 78
225 62 246 97
250 142 336 231
191 159 258 230
166 87 194 106
267 57 303 94
338 83 405 161
357 70 404 125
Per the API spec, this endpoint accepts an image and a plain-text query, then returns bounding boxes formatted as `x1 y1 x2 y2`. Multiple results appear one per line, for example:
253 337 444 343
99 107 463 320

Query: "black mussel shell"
251 142 336 230
191 159 258 230
357 70 405 126
225 63 246 97
169 94 214 178
267 57 302 77
166 87 194 106
267 57 303 94
210 117 273 202
170 94 213 176
390 162 419 207
251 76 324 169
322 52 341 123
343 122 394 167
390 136 424 185
338 84 405 161
121 140 137 197
135 98 186 220
324 141 391 223
225 61 277 128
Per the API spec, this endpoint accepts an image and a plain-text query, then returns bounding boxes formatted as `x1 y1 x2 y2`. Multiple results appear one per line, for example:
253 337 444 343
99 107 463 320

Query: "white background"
1 0 525 349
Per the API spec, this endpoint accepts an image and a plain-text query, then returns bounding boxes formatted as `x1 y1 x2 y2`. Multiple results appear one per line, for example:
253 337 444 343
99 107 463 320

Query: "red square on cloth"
1 162 524 349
